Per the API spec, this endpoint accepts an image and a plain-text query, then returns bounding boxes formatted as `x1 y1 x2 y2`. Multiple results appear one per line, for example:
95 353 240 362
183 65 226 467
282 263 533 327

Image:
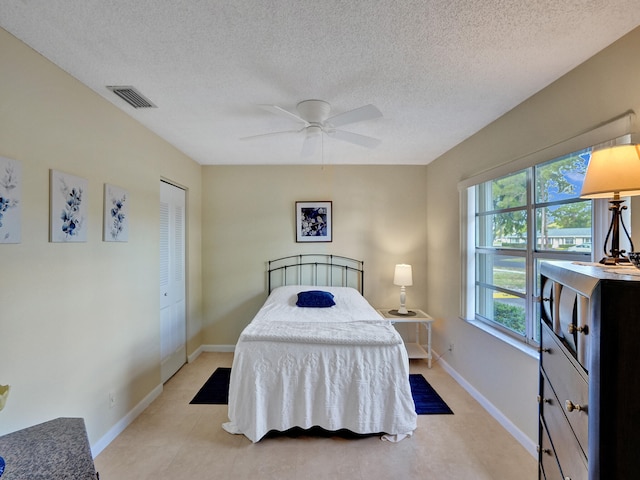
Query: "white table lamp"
393 264 413 315
580 144 640 264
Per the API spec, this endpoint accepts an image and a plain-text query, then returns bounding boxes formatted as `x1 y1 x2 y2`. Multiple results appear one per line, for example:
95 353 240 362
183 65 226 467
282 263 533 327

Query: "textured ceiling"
2 1 640 165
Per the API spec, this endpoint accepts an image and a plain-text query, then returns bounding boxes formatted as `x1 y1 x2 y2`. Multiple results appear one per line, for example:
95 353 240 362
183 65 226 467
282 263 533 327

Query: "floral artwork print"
296 201 332 242
104 184 129 242
0 157 22 244
301 207 327 236
61 187 82 237
50 170 88 242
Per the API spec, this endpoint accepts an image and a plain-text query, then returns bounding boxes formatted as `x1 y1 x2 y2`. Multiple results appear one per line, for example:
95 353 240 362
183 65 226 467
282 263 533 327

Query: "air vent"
106 86 157 108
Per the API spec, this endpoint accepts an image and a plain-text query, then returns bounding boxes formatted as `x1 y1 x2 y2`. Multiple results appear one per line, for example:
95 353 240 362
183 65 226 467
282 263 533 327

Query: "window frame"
458 125 634 349
464 168 603 347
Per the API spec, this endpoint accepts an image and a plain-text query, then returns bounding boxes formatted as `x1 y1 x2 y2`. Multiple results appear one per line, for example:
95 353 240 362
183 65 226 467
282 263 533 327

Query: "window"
469 148 593 345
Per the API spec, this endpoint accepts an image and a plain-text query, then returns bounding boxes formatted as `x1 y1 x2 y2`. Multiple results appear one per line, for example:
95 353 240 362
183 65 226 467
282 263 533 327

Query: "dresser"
538 261 640 480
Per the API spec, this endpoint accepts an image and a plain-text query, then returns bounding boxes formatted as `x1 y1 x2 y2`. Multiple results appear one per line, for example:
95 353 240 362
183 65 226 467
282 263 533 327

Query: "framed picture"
50 169 88 242
296 201 332 242
104 184 129 242
0 156 22 244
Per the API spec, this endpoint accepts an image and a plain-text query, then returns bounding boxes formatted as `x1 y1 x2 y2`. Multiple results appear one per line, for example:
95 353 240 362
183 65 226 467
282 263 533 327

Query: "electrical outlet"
448 343 454 352
109 391 116 408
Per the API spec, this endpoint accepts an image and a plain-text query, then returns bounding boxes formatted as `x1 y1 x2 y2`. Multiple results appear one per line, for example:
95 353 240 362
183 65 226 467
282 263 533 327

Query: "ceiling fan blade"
259 104 308 125
239 129 302 141
327 129 381 149
327 104 382 128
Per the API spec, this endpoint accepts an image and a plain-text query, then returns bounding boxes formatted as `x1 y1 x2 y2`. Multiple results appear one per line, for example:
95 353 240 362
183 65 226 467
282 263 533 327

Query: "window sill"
462 317 540 360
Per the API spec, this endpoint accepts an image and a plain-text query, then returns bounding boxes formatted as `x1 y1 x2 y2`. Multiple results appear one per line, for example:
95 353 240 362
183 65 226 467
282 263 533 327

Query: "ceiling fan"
241 99 382 156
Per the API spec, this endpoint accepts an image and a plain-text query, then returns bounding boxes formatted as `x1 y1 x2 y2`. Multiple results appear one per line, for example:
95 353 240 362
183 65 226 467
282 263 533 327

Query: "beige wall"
0 28 203 444
426 26 640 443
201 165 429 345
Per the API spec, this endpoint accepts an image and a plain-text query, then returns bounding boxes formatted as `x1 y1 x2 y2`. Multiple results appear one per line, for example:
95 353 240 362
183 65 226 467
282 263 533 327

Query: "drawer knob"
565 400 585 413
537 395 551 404
538 347 551 353
536 445 552 455
568 323 589 335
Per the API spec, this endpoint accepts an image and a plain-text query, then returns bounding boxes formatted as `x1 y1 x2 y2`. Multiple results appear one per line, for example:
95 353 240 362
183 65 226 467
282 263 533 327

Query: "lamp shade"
393 264 413 286
581 144 640 199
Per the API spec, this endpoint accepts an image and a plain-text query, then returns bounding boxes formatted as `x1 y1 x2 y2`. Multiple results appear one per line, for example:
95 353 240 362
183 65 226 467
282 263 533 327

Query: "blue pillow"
296 290 335 308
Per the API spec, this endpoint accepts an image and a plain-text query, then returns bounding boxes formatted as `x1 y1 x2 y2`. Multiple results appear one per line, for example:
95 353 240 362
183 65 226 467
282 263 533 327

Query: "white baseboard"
188 345 236 363
435 351 537 458
91 384 163 457
187 345 204 363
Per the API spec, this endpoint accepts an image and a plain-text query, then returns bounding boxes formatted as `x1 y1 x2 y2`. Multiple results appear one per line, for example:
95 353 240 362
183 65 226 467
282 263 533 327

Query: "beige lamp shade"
393 264 413 286
581 144 640 199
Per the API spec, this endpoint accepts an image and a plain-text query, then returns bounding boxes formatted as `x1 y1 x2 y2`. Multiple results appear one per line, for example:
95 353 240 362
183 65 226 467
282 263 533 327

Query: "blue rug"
190 367 231 404
409 373 453 415
190 367 453 415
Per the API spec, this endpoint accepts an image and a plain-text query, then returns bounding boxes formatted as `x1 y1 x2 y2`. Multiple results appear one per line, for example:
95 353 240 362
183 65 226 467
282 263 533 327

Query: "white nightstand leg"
427 322 432 368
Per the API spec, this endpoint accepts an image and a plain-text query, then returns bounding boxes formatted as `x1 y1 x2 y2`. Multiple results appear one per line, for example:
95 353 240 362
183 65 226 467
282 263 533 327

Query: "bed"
222 255 417 442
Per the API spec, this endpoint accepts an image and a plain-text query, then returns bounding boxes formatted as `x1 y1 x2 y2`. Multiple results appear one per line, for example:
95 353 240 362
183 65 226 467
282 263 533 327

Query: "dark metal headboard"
268 254 364 294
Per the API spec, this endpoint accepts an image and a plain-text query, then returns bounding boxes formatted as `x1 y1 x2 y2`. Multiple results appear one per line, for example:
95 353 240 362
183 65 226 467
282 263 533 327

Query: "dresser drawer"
539 419 563 480
541 322 588 454
557 285 578 354
541 276 591 371
541 277 556 330
540 369 588 480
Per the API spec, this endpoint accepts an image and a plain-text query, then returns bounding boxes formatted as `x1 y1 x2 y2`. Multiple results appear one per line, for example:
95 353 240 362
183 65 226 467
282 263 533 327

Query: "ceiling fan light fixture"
306 125 323 137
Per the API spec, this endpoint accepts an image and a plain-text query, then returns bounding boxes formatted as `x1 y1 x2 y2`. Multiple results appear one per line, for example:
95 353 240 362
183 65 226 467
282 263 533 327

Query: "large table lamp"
392 264 413 315
580 144 640 264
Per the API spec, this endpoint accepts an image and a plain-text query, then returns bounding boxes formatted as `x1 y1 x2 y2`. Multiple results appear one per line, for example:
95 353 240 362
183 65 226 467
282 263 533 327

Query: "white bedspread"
223 286 417 442
240 320 402 345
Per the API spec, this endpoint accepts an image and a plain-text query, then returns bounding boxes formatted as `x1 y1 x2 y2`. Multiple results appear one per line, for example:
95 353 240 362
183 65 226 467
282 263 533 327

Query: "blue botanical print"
59 181 83 238
0 163 19 234
300 207 327 237
108 193 127 240
0 197 11 228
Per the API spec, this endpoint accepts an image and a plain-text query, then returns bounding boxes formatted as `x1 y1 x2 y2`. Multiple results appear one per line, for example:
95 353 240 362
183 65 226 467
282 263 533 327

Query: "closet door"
160 181 186 382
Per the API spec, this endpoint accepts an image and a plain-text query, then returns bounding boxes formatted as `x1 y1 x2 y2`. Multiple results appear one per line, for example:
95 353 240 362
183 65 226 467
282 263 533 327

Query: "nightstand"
377 308 434 368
